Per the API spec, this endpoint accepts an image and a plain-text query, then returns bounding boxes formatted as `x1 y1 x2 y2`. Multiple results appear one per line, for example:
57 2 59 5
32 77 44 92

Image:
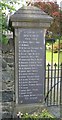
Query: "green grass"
46 50 62 64
22 109 54 119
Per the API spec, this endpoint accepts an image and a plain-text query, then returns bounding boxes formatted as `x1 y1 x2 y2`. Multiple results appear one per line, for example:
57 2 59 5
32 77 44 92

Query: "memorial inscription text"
18 29 45 104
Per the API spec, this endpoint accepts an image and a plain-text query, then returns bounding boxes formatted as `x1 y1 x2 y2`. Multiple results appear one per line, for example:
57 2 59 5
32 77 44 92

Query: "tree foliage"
0 0 20 44
34 1 62 37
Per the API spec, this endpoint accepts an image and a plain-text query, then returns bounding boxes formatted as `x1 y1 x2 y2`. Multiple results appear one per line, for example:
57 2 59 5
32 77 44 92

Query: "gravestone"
9 6 53 112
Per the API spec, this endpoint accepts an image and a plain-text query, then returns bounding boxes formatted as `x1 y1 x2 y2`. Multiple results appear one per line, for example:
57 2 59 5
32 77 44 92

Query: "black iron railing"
45 63 62 106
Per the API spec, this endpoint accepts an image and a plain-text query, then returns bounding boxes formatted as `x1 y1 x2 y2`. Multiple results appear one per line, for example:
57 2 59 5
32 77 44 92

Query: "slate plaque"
18 28 45 104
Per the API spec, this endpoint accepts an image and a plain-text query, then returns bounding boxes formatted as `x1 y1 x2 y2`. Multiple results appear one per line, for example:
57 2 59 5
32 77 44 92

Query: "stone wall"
2 39 15 118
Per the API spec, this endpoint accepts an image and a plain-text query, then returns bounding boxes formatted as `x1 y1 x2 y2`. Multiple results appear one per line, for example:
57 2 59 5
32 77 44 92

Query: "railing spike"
60 63 62 67
47 63 50 67
54 63 57 66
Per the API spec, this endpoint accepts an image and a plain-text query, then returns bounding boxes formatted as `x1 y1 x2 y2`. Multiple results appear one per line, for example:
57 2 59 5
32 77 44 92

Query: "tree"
33 1 62 38
0 0 20 44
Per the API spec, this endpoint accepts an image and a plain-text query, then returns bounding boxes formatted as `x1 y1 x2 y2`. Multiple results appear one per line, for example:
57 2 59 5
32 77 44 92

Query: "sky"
57 0 62 5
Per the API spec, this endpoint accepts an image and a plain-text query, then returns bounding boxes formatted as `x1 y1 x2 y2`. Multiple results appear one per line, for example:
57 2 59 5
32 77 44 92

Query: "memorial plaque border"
14 28 46 105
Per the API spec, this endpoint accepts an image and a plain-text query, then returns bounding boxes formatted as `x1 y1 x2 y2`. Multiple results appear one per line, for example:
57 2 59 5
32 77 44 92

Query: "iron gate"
45 37 62 106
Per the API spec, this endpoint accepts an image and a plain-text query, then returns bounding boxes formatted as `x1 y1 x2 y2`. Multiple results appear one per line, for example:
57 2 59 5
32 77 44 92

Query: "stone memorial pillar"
9 6 53 113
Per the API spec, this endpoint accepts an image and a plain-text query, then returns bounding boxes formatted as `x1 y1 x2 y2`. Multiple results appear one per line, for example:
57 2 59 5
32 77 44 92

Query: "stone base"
14 103 45 114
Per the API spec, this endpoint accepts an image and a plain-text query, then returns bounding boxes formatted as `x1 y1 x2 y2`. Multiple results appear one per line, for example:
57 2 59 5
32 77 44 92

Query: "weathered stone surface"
2 59 7 69
2 44 9 53
2 112 13 118
2 38 14 53
2 91 13 102
2 43 14 118
10 6 53 26
4 57 14 63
